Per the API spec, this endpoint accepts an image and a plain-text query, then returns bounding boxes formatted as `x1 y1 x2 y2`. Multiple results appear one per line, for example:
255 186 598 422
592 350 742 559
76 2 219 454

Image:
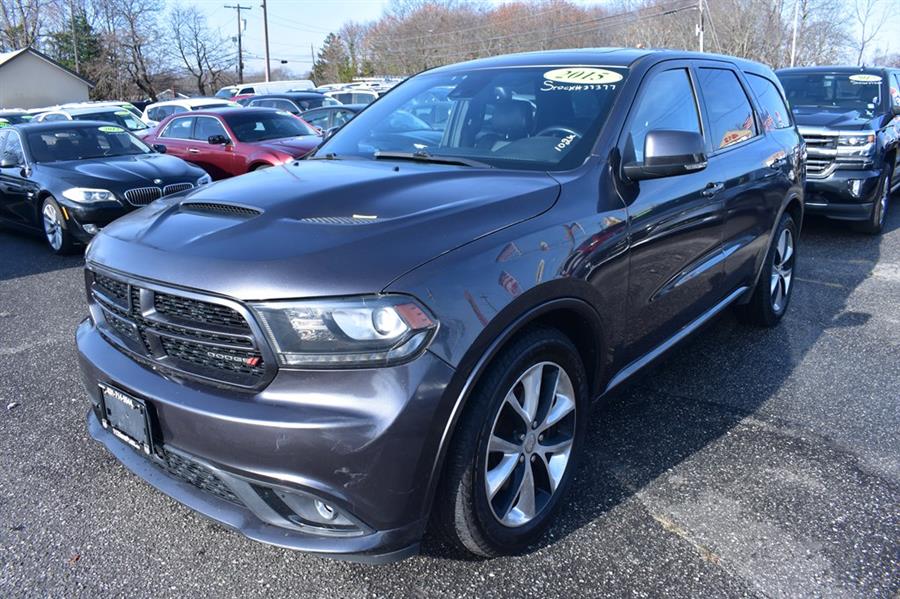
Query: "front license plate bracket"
99 383 153 456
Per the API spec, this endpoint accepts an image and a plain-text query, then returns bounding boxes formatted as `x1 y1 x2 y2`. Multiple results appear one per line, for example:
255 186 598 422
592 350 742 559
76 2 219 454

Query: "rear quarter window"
697 68 757 150
746 74 792 130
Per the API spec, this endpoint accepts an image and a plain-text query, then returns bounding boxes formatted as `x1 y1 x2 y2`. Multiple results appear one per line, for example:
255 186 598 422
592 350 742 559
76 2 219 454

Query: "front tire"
433 327 589 557
41 196 75 255
855 165 891 235
736 211 797 327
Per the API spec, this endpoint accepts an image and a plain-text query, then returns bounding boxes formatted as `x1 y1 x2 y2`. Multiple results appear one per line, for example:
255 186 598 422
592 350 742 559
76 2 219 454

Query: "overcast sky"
191 0 899 79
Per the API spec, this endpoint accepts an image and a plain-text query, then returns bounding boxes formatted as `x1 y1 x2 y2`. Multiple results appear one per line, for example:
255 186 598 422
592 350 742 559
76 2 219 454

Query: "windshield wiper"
373 150 492 168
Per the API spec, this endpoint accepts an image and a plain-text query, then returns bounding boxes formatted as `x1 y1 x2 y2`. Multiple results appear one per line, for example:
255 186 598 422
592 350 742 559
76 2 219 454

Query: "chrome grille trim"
87 267 275 390
124 186 162 207
163 182 194 196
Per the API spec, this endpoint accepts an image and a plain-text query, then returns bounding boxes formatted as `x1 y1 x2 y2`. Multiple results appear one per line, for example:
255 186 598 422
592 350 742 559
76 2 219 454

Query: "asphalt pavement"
0 207 898 598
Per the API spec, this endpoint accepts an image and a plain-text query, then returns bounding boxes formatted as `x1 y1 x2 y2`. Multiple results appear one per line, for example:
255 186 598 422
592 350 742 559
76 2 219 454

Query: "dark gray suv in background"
76 49 804 562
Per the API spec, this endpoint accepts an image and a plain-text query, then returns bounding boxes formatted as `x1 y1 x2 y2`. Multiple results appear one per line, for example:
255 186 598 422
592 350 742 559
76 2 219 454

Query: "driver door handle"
187 148 200 154
702 182 724 197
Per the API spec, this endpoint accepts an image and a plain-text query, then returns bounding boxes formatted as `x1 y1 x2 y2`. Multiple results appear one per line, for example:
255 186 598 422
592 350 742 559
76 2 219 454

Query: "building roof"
0 47 95 88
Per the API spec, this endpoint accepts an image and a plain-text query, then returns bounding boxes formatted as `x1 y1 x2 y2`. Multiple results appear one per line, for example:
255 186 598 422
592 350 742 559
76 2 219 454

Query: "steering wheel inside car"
535 126 583 139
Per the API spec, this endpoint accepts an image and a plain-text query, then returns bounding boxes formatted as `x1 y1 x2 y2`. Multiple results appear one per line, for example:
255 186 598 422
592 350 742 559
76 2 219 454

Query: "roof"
43 105 126 116
249 92 328 100
0 47 94 88
776 65 895 75
10 119 117 132
147 98 235 108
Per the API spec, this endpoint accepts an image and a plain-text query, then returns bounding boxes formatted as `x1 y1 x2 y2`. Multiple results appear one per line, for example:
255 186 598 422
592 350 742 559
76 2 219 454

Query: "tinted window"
698 68 757 150
25 125 151 162
222 111 317 141
0 130 7 150
0 113 31 125
193 117 229 141
747 74 791 130
623 68 701 163
41 113 68 122
270 99 300 113
779 72 883 117
332 109 355 127
73 109 148 131
162 117 194 139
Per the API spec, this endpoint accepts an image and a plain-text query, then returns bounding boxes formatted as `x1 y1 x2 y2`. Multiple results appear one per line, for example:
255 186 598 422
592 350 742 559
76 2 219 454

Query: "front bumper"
76 317 456 562
804 168 880 221
60 201 131 243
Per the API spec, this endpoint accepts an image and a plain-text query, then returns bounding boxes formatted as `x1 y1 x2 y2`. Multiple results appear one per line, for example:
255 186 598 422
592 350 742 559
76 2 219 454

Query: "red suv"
144 107 322 179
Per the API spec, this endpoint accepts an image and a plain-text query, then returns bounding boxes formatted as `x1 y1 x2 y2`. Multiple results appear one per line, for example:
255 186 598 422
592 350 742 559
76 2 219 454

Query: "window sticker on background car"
554 133 577 152
542 67 624 92
115 110 131 116
849 74 882 84
0 119 8 127
98 126 124 133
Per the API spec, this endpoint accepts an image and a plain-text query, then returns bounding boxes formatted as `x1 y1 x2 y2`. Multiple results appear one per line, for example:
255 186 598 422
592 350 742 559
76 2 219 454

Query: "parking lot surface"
0 209 898 598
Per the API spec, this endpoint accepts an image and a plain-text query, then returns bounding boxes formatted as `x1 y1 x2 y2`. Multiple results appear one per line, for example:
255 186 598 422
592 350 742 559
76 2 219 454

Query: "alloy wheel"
770 227 794 313
878 175 889 227
42 202 63 251
484 361 576 528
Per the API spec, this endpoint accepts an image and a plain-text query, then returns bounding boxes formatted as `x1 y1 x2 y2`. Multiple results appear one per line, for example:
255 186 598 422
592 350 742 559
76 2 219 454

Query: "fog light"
83 224 99 235
849 179 863 198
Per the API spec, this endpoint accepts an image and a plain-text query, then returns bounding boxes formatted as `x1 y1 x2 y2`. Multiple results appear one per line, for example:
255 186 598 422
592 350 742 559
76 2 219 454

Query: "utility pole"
790 0 801 67
696 0 704 53
69 0 79 74
225 4 251 84
261 0 271 82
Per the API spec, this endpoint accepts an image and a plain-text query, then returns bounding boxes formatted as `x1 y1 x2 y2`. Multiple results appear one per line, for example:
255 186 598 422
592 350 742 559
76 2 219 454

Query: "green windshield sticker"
114 110 131 116
542 67 623 92
0 118 8 124
98 126 124 133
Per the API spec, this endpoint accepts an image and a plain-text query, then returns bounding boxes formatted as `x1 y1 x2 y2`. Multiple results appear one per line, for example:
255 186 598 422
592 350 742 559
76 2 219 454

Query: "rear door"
694 63 784 292
618 61 725 361
0 131 35 226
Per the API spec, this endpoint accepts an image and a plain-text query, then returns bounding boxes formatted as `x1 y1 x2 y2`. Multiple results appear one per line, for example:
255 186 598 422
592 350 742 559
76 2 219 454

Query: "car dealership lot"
0 211 898 597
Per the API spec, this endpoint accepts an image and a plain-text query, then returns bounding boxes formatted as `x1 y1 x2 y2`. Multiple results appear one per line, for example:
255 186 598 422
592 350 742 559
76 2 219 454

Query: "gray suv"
76 49 804 562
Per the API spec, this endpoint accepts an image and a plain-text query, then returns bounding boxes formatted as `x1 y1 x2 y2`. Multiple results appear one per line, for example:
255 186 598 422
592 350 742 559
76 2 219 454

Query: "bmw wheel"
41 196 75 255
433 327 588 557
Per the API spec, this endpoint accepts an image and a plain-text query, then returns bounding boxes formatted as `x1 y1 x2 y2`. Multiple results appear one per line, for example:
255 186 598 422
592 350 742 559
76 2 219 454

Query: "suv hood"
89 159 560 299
791 107 879 131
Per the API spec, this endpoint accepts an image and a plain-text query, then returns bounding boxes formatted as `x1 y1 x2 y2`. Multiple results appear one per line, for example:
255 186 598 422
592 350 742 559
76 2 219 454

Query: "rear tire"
41 196 75 255
735 211 797 327
854 164 891 235
432 327 589 557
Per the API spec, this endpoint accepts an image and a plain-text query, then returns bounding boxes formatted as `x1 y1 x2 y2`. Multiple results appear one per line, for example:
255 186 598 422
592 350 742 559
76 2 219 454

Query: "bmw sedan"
0 121 209 253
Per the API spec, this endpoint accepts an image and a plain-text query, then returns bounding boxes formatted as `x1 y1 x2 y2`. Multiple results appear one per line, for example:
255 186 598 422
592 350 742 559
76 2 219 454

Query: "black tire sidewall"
467 330 589 552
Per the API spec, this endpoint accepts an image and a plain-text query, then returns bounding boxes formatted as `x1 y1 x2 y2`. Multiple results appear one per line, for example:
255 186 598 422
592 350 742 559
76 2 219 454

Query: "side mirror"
623 130 708 181
208 134 229 145
152 144 167 154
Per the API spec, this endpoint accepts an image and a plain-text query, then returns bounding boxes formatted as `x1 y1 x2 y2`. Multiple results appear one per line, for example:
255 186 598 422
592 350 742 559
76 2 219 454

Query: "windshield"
73 109 148 131
215 87 237 99
316 66 627 171
223 111 318 142
779 72 883 117
0 113 32 125
26 125 152 162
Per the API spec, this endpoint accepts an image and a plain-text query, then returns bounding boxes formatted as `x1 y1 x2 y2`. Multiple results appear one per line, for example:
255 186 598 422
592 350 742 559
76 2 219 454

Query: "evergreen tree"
47 10 102 75
312 33 352 85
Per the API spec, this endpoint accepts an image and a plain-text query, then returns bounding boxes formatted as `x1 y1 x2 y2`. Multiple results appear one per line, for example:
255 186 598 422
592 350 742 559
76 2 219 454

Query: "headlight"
197 173 212 186
251 295 437 368
61 188 116 203
837 133 875 147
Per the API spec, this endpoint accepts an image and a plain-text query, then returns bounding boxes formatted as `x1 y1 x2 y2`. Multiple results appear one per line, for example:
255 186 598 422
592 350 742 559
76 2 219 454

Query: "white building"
0 47 94 109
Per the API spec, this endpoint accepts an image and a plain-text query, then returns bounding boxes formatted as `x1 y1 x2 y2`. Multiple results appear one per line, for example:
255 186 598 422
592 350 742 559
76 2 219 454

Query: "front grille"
180 202 261 218
800 134 837 150
163 182 194 196
90 271 268 388
124 186 163 206
806 157 834 177
159 449 243 506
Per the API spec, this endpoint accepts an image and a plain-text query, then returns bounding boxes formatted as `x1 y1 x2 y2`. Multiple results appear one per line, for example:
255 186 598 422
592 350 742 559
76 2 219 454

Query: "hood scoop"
180 202 262 218
296 215 381 225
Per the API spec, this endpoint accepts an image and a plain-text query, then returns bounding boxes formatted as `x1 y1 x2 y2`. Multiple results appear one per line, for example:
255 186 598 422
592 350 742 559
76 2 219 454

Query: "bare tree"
852 0 885 65
0 0 52 50
169 4 234 95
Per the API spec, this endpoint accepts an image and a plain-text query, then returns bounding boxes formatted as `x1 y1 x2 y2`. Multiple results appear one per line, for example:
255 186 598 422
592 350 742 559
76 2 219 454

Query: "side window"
272 99 299 113
697 68 757 150
248 99 270 108
170 106 187 115
332 109 354 127
2 133 25 164
746 74 791 131
891 73 900 110
161 117 195 140
624 68 701 163
192 117 229 141
303 110 331 129
239 87 254 95
0 130 8 160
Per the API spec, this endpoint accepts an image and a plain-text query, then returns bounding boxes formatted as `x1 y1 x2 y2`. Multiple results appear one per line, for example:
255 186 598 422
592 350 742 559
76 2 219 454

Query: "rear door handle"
702 182 724 197
187 148 200 154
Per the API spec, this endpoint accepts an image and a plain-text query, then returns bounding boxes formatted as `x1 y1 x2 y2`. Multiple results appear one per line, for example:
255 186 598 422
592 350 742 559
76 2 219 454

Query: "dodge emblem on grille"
207 351 260 367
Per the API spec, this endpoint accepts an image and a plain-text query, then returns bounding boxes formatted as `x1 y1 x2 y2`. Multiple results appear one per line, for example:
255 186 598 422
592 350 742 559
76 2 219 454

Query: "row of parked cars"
2 50 899 564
